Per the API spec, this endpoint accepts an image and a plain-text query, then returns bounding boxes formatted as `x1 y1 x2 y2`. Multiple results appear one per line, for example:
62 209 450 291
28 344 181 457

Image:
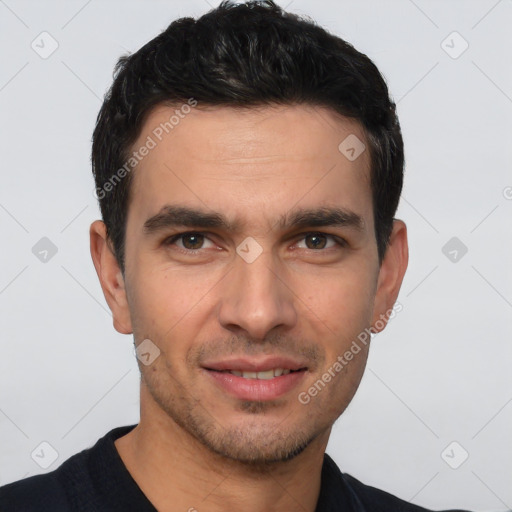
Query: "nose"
217 249 297 341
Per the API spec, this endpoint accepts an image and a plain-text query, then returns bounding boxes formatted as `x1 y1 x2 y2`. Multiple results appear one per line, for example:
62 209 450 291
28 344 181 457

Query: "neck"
115 383 330 512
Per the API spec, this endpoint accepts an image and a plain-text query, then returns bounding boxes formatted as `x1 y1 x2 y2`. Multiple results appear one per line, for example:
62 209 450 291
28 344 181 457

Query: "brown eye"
165 232 215 252
304 233 328 249
180 233 205 250
294 232 346 251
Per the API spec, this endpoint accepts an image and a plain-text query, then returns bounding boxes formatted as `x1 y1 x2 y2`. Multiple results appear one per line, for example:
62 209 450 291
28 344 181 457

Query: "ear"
371 219 408 333
90 220 133 334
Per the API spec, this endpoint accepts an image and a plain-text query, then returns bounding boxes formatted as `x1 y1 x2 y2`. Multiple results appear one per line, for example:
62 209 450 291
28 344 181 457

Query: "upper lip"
202 356 308 372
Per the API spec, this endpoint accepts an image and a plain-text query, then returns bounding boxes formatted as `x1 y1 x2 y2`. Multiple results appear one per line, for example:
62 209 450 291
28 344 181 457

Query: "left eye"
295 233 340 250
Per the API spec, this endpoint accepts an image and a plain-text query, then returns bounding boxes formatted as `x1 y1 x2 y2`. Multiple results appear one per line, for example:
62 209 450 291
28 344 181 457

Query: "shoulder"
0 425 137 512
0 427 129 512
342 471 470 512
322 453 470 512
0 464 72 511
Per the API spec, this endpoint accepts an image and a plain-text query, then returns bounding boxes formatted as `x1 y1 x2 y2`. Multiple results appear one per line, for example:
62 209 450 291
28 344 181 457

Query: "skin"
90 104 408 512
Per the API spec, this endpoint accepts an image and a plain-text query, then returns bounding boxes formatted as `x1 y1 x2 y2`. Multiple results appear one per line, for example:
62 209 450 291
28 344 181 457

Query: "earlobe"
371 220 408 333
89 220 133 334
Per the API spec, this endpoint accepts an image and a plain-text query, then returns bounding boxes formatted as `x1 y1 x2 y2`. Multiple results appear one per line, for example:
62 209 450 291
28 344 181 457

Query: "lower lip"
204 369 307 401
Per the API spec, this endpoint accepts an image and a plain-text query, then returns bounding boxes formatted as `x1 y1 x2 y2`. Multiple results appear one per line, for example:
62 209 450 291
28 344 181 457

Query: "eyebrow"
143 205 365 235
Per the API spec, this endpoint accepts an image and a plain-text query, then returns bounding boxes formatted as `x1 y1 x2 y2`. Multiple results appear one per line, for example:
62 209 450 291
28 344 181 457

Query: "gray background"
0 0 511 510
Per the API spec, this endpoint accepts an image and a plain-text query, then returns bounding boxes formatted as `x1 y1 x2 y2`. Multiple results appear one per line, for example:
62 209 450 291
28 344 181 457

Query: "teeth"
227 368 295 379
256 370 274 380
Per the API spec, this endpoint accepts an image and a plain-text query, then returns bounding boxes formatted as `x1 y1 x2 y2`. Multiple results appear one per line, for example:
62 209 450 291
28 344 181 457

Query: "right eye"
163 232 217 253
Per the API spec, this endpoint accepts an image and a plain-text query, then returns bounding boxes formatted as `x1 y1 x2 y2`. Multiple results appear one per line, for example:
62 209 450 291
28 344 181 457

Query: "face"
92 103 407 466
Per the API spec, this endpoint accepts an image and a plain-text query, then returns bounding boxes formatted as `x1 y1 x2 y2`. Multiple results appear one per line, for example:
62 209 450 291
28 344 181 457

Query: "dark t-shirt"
0 424 470 511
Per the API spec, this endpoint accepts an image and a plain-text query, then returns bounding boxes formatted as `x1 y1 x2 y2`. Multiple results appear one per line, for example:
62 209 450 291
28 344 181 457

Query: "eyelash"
163 231 347 254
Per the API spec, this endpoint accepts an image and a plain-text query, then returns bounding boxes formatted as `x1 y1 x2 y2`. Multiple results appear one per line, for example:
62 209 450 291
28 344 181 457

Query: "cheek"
128 267 220 347
298 266 376 331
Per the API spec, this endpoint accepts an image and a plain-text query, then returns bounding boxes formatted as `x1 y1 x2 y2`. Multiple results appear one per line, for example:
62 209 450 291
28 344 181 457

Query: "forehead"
127 103 373 230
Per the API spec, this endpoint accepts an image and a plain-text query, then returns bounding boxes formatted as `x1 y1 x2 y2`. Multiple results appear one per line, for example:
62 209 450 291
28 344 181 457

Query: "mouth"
208 367 307 379
202 357 309 401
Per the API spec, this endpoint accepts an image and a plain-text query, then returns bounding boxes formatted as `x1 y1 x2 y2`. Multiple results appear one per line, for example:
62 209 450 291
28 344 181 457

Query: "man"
0 1 471 511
